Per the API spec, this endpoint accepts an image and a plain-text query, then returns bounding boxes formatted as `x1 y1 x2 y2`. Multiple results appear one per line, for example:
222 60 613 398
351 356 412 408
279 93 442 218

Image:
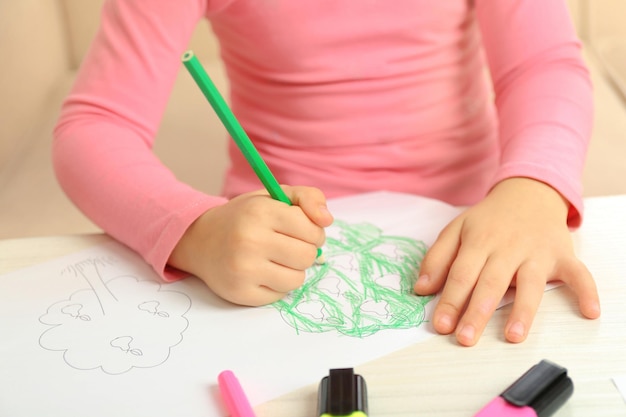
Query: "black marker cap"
318 368 368 416
501 360 574 417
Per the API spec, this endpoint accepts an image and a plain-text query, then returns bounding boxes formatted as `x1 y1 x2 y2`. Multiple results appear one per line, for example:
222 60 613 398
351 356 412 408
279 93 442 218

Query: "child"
53 1 600 347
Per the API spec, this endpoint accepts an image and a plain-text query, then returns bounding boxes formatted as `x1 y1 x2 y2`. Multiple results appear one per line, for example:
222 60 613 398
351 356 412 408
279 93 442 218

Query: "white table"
2 195 625 416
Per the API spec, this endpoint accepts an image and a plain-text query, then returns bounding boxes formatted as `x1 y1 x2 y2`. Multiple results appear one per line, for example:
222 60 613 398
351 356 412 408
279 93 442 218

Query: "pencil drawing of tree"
39 258 191 375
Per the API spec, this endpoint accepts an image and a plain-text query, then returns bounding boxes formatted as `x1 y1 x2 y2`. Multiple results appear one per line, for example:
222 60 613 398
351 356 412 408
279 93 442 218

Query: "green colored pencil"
182 50 290 204
181 50 324 261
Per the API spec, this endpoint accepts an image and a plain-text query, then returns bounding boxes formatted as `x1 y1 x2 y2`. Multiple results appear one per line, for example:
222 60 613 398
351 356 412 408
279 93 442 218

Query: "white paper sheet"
613 376 626 403
0 192 464 416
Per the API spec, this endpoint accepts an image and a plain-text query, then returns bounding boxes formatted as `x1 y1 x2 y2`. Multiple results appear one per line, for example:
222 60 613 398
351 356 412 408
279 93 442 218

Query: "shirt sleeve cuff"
145 195 229 282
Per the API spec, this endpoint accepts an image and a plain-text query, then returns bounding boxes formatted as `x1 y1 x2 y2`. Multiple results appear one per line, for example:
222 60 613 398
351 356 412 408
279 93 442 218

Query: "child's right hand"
168 186 333 306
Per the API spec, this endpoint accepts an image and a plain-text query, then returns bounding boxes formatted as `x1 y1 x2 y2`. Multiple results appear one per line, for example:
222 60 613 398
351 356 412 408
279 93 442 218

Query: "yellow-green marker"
181 50 324 261
317 368 368 417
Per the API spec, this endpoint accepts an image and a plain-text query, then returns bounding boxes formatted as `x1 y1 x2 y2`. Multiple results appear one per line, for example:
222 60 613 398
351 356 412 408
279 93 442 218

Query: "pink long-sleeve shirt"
53 0 593 280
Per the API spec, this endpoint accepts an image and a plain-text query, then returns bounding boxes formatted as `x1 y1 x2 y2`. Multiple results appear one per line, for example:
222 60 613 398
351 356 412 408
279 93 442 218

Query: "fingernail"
416 274 429 287
458 324 475 343
508 321 525 339
436 314 454 332
318 205 331 217
589 301 601 317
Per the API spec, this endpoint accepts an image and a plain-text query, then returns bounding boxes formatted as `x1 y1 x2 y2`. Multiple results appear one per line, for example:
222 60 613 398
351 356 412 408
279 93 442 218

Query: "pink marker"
473 360 573 417
218 370 257 417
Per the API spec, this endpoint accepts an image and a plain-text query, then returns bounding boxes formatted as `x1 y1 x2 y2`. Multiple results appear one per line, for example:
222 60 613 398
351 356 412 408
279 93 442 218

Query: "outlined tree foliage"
39 258 191 375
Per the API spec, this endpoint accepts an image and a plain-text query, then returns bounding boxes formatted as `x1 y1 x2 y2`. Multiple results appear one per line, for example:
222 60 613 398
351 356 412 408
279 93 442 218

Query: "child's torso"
206 1 498 203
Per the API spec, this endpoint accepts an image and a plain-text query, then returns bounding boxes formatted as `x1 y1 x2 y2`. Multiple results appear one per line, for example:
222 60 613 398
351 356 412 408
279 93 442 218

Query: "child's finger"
271 205 327 249
219 263 306 306
504 261 547 343
454 258 514 346
431 244 486 335
557 259 601 319
268 233 320 270
233 283 293 307
256 263 307 295
284 185 334 227
414 219 462 295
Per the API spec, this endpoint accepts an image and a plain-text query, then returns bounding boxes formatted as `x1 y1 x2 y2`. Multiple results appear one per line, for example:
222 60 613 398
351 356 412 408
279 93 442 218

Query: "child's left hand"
414 177 601 346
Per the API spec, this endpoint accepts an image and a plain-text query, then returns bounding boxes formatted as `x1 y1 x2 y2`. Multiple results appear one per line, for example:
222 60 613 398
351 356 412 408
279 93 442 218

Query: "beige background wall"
584 0 626 41
0 0 219 173
0 1 69 169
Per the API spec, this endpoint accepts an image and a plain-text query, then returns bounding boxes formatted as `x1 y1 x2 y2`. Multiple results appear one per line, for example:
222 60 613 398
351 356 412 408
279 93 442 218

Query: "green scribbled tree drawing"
272 220 432 337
